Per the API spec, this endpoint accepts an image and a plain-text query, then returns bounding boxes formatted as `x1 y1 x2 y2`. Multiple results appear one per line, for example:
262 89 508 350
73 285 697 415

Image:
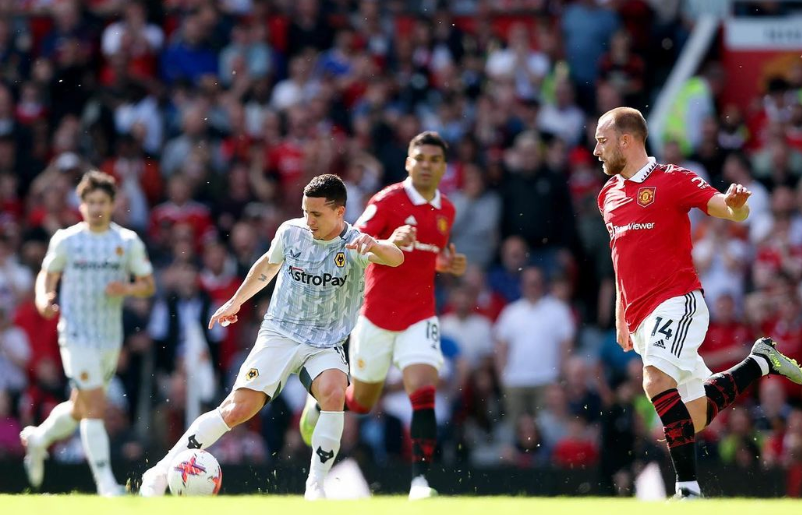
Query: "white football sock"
308 411 343 482
80 419 117 491
751 355 770 376
154 409 230 473
676 480 701 495
36 401 79 446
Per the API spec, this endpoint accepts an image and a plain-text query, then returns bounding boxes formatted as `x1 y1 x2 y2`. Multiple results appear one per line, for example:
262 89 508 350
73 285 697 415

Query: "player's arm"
706 184 751 222
106 275 156 298
615 281 632 352
35 269 61 319
436 243 467 276
208 253 282 329
347 234 404 267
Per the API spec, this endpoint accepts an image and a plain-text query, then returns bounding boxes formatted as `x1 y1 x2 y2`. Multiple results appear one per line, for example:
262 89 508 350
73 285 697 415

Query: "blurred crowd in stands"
2 0 802 497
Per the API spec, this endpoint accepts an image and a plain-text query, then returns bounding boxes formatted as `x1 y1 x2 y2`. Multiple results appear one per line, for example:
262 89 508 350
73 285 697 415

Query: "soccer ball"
167 449 222 496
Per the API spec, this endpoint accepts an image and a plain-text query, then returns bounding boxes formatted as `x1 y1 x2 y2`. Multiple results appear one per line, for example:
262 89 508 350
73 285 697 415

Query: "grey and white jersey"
42 222 153 349
263 219 371 348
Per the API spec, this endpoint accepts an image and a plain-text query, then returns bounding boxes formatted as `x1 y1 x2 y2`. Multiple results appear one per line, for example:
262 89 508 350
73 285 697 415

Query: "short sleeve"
41 230 68 273
675 168 718 213
355 196 388 237
266 223 287 264
129 236 154 277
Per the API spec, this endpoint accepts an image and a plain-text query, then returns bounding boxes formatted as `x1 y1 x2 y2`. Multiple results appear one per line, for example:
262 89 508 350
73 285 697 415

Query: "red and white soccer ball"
167 449 222 496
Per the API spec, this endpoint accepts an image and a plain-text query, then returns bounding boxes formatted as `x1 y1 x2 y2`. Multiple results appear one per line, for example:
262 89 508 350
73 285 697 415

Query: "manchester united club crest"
436 216 449 235
246 368 259 380
637 187 656 207
334 251 346 268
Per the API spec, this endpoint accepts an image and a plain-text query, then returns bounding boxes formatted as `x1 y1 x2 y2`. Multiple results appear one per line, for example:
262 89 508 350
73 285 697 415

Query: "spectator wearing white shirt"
441 284 494 371
494 267 575 427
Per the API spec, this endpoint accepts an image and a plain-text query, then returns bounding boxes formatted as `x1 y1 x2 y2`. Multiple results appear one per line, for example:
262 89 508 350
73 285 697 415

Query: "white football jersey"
263 219 371 348
42 222 153 349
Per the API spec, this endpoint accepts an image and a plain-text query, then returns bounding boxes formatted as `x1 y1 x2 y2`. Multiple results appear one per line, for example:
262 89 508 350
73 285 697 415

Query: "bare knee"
350 380 382 410
219 390 266 427
402 364 438 395
313 372 347 411
642 366 677 399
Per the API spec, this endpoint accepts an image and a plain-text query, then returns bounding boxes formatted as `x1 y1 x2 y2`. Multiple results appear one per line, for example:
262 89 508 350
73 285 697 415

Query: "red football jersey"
598 159 718 332
356 179 456 331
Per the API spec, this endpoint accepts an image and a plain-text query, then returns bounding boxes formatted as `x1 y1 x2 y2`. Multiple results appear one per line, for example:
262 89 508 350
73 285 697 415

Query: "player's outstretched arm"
347 234 404 267
209 254 281 328
34 269 60 319
707 183 751 222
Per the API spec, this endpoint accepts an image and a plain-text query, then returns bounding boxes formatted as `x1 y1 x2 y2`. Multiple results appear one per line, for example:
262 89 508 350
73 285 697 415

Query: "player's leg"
140 388 266 497
300 316 394 446
633 292 707 499
74 347 134 496
141 328 291 496
299 344 350 500
305 368 348 500
642 366 700 498
20 388 80 489
702 337 802 428
396 316 444 500
347 316 396 413
74 386 124 496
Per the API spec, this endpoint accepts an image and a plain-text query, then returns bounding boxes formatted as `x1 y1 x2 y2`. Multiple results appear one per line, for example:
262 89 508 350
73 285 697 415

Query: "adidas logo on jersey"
654 340 666 349
405 215 418 225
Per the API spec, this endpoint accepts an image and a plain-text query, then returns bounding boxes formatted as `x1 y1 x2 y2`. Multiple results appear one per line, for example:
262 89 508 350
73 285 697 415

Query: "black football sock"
410 386 437 480
703 356 763 425
652 388 696 482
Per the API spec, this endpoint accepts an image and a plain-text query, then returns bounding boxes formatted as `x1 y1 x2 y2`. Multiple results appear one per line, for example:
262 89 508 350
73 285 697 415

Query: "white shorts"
349 315 444 383
631 290 712 401
60 345 120 390
232 327 349 399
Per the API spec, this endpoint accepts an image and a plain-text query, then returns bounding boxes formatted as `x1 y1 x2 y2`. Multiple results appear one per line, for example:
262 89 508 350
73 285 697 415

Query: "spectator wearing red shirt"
148 174 214 254
701 294 753 373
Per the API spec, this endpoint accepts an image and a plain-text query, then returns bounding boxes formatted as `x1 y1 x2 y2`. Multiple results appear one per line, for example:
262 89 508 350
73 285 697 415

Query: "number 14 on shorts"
650 316 674 349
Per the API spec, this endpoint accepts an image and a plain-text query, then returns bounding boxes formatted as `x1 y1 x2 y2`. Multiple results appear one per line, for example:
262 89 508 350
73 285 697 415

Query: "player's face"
406 144 447 193
302 195 345 241
594 120 626 176
79 189 115 229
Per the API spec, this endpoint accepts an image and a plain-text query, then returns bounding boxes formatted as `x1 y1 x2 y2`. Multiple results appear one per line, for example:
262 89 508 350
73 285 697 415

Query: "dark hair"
408 131 449 158
76 170 117 201
303 174 347 208
605 107 648 143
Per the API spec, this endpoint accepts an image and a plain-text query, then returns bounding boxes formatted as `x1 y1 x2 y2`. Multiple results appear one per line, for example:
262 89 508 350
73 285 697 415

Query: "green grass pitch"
2 495 801 515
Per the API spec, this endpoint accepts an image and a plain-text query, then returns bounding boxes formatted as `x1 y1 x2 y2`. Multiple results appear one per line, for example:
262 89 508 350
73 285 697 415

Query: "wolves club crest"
334 251 345 268
637 187 656 207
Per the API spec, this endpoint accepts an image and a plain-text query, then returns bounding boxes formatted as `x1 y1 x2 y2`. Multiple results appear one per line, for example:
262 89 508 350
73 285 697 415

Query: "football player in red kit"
596 107 802 499
300 131 466 499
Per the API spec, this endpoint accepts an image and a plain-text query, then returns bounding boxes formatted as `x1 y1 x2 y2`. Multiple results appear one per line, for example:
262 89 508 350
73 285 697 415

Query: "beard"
602 149 626 176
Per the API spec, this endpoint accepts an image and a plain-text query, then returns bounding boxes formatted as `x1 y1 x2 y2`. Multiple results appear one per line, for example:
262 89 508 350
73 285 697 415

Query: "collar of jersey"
625 157 657 183
403 177 442 209
315 222 351 246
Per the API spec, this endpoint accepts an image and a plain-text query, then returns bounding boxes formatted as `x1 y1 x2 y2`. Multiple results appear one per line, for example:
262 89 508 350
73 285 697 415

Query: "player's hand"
209 300 241 329
35 292 59 319
616 321 633 352
389 225 417 248
105 281 130 297
346 234 378 254
436 243 467 275
724 183 751 210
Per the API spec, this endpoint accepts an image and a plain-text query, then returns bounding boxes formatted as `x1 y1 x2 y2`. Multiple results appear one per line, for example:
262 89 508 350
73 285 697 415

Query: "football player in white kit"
139 174 404 500
20 171 155 496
